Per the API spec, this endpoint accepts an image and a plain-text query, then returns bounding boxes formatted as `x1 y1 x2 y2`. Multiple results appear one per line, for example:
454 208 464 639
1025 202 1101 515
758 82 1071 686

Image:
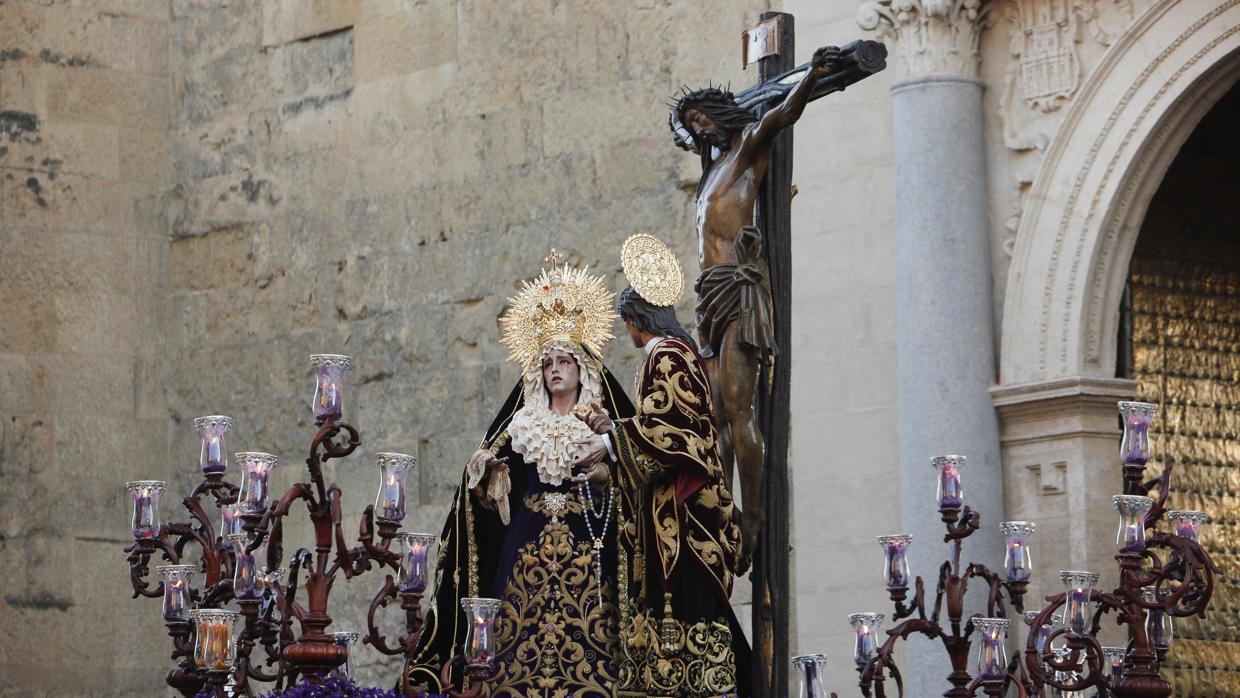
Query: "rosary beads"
577 481 614 606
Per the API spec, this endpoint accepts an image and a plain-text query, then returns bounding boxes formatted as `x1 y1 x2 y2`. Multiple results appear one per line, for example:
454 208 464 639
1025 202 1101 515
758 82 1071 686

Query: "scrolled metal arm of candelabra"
858 630 912 698
363 575 407 657
965 672 1030 698
1021 592 1112 695
437 656 491 698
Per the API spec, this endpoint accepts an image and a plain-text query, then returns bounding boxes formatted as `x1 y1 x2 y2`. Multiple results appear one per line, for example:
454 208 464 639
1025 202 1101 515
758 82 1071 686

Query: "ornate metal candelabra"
122 354 500 697
832 400 1216 698
849 453 1031 698
1015 401 1217 698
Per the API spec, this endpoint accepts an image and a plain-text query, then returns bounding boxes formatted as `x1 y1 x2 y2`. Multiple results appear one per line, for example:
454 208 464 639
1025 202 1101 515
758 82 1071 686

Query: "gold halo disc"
621 233 683 307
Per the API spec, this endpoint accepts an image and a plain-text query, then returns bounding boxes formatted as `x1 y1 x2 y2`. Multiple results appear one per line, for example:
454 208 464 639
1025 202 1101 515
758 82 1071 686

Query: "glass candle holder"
1166 510 1207 542
877 534 913 590
931 455 965 509
310 354 352 421
1102 647 1126 681
227 533 258 600
157 564 196 622
1051 647 1083 692
219 502 242 538
461 597 501 668
792 654 829 698
1142 586 1174 652
259 567 285 590
193 416 232 475
974 617 1010 681
190 608 241 672
1113 495 1153 553
398 532 437 593
332 631 360 678
257 567 284 618
374 452 415 523
1060 571 1099 634
1000 521 1036 582
848 613 884 667
236 452 278 515
1118 401 1157 465
126 480 166 540
1024 611 1053 655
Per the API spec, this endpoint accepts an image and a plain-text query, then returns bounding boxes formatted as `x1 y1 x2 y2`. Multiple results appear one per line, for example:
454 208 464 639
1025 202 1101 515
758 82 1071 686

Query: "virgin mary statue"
406 255 634 696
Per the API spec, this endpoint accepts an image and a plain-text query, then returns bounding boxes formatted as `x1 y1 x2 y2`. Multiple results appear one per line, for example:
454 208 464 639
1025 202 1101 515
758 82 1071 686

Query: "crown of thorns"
667 83 738 117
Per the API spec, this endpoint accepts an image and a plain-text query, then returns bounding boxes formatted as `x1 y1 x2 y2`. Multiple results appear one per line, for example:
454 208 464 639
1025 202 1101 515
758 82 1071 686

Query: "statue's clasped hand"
572 434 611 485
573 399 613 435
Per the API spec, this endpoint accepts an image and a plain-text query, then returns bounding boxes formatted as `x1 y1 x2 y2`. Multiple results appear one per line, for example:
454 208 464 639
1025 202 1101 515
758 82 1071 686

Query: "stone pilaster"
858 2 999 695
857 0 991 80
991 377 1136 649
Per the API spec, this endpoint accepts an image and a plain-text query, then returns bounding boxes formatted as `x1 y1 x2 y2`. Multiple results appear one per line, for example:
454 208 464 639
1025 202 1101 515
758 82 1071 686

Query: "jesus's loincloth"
694 225 777 362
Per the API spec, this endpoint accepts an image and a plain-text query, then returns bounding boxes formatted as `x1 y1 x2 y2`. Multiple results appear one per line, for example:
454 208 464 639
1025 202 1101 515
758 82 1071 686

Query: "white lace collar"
508 404 594 486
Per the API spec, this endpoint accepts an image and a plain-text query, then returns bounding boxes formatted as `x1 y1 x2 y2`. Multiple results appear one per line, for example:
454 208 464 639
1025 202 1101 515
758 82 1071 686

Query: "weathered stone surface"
2 0 782 693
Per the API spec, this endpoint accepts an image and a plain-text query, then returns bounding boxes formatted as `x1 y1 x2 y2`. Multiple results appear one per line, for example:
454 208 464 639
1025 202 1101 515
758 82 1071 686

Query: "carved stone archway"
992 0 1240 614
1001 0 1240 386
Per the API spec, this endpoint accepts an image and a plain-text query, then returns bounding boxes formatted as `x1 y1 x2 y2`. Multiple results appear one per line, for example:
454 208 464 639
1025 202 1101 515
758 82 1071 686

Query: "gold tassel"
659 593 683 655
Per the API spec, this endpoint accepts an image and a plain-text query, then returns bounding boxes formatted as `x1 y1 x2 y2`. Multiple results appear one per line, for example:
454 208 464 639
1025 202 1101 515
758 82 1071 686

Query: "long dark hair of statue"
617 286 697 350
671 86 759 195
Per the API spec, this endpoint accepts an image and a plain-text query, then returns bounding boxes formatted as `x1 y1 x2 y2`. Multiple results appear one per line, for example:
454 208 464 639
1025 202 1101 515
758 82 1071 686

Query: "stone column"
858 2 1001 694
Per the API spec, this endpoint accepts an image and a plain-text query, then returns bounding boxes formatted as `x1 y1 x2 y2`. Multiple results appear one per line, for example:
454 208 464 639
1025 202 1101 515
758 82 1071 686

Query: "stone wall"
0 1 174 695
0 0 780 694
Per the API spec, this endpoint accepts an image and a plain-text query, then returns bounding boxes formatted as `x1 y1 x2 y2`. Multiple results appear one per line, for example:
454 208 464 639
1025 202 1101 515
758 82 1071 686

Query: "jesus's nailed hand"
812 45 843 74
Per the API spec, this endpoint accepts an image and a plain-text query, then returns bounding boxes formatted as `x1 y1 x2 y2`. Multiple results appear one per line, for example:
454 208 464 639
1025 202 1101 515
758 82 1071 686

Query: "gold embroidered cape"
610 336 742 611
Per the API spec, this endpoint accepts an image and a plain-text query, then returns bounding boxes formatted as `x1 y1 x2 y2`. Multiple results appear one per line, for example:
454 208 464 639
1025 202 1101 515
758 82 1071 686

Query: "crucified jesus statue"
671 44 843 563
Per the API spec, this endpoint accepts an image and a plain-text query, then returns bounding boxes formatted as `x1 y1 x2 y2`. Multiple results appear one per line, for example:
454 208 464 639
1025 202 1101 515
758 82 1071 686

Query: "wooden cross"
732 14 887 697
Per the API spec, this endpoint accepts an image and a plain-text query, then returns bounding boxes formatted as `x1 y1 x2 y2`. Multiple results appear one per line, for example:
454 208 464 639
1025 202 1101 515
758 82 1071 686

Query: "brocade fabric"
609 337 748 698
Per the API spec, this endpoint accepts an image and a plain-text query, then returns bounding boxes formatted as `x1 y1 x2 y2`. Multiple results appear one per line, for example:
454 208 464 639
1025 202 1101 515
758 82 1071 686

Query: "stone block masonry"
1 0 767 693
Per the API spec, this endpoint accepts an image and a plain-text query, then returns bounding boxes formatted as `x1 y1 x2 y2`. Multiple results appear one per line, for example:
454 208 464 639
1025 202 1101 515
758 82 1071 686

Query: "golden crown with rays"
500 249 617 369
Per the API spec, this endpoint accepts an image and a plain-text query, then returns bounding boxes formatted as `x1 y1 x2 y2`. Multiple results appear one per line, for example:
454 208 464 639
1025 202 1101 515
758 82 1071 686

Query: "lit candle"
974 617 1009 681
791 654 829 698
235 452 279 515
461 597 500 668
1113 495 1153 554
877 534 913 590
848 613 884 667
193 416 233 475
1118 401 1157 465
1059 571 1099 634
374 452 416 523
1000 521 1036 582
126 480 166 540
1166 510 1207 542
157 564 196 622
190 609 240 672
931 455 965 509
398 532 437 593
310 354 352 421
